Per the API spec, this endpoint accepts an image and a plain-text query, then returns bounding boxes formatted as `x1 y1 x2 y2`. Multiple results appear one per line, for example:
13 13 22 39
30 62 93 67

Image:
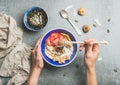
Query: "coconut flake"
65 5 73 11
94 19 102 26
98 57 102 61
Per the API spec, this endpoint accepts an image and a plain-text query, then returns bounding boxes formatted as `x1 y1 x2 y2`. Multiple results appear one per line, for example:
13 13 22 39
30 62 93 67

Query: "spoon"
60 10 82 36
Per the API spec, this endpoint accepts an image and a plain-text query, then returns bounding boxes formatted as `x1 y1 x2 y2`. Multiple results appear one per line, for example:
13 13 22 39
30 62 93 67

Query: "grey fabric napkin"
0 13 32 85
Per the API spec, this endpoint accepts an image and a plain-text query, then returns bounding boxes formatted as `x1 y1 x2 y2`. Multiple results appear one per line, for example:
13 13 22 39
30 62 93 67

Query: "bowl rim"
40 28 77 67
23 6 48 31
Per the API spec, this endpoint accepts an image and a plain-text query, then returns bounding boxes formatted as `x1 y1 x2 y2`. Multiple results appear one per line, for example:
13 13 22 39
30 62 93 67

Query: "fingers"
79 39 95 52
34 36 43 50
32 36 43 58
35 38 41 49
36 37 42 47
84 39 95 52
79 43 84 51
93 43 99 53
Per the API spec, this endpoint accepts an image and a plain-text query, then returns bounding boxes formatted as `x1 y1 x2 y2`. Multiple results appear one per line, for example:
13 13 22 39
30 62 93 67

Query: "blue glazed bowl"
40 28 77 67
23 7 48 31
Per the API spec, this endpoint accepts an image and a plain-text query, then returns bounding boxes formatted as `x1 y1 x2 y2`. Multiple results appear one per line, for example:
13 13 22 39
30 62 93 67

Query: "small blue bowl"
23 7 48 31
40 28 77 67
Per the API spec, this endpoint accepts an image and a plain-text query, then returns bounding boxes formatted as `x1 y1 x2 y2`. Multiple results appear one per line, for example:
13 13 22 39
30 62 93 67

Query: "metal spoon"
60 10 82 36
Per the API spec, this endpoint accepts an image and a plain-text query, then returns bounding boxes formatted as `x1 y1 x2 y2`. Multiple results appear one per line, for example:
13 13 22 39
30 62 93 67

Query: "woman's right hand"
79 39 100 69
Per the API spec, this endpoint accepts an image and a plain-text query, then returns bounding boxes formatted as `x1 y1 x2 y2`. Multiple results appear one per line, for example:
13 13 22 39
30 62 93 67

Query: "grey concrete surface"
0 0 120 85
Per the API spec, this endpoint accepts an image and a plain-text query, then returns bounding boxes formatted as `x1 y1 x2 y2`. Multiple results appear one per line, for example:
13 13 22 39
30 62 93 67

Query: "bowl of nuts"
23 7 48 31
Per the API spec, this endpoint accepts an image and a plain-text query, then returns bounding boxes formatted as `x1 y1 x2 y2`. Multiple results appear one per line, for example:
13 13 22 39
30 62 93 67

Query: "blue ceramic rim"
23 6 48 31
40 28 77 67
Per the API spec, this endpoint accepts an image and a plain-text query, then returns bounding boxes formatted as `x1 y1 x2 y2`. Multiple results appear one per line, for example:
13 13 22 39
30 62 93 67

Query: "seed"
74 19 79 23
107 29 110 33
108 18 111 22
93 23 97 27
114 69 117 72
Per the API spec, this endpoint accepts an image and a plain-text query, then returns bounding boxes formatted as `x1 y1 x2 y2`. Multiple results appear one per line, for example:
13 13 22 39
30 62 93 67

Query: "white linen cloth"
0 13 32 85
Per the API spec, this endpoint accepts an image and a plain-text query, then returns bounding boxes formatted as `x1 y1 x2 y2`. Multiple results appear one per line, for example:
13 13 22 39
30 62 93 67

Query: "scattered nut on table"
108 18 111 22
82 24 90 33
107 29 110 33
74 19 79 23
78 8 86 16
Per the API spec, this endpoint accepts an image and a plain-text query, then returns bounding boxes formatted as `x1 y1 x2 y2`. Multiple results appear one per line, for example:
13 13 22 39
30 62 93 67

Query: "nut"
107 29 110 33
82 24 90 33
78 8 86 16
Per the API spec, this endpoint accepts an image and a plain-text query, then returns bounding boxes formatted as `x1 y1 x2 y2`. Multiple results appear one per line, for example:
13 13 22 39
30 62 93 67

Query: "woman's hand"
79 39 99 69
27 37 44 85
79 39 100 85
32 37 44 70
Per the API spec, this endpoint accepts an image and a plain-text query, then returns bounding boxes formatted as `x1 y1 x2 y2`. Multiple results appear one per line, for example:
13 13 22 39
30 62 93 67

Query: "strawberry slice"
46 37 52 46
50 32 60 38
46 32 64 46
52 38 60 46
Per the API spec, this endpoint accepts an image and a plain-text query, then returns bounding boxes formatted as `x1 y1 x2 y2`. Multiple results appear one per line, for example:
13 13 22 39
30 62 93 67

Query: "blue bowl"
23 7 48 31
40 28 77 67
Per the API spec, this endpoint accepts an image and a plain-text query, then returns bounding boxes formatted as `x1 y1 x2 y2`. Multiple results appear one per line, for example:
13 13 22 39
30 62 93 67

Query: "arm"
27 37 44 85
80 39 99 85
86 67 97 85
27 68 42 85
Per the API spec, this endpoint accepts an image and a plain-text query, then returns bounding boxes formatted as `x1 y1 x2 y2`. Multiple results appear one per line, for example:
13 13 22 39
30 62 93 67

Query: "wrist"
86 67 96 74
86 65 97 85
85 63 96 71
29 67 43 79
27 67 42 85
31 67 42 75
